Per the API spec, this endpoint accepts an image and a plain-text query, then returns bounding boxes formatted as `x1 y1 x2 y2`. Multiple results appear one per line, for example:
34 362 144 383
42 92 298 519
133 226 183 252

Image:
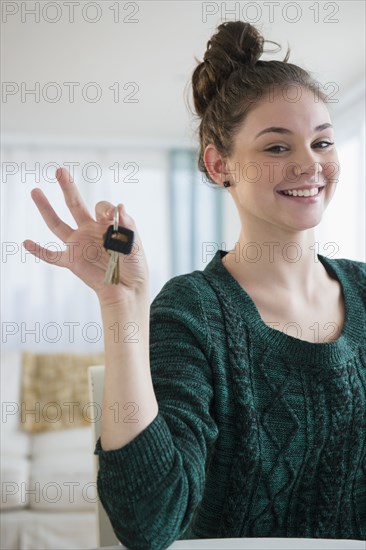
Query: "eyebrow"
255 123 333 139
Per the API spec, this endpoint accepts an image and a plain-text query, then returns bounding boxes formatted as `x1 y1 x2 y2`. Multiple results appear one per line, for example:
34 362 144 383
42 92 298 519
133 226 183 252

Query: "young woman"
24 20 365 548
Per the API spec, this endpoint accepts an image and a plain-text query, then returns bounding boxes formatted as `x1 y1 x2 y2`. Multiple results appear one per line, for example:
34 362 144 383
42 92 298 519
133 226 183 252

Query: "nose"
293 160 323 184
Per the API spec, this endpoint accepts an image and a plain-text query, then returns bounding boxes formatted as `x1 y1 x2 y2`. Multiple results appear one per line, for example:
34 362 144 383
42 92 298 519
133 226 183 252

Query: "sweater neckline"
203 249 363 364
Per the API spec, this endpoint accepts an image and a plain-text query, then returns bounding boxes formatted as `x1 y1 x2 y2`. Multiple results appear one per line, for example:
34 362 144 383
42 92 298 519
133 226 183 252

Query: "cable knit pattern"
94 250 366 549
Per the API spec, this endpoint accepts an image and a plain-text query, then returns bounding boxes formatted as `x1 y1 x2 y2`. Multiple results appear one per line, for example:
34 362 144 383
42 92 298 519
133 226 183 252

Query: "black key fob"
103 225 134 255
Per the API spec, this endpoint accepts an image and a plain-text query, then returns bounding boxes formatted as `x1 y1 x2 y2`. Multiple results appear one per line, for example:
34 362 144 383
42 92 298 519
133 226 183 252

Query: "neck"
223 222 329 300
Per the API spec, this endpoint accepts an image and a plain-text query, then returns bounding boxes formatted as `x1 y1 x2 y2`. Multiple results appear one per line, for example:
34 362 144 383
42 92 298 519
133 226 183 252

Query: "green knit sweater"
94 250 366 549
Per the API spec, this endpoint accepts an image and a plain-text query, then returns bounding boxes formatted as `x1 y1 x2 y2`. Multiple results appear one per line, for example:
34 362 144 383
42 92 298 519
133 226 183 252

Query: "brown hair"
188 21 328 186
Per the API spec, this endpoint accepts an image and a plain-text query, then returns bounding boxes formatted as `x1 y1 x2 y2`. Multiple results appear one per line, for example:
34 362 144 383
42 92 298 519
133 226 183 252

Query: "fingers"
23 240 66 267
95 201 136 232
31 188 74 242
56 168 93 226
95 201 115 222
117 203 136 230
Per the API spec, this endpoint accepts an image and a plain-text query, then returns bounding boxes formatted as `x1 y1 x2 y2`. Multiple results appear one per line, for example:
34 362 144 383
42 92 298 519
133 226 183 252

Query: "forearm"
94 277 219 549
98 290 158 451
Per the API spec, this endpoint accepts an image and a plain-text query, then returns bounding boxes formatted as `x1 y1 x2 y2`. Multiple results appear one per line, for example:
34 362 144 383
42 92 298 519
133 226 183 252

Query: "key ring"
103 205 135 255
113 206 119 231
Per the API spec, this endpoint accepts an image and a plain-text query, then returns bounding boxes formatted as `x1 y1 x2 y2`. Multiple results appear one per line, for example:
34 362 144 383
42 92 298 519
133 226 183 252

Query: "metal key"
103 249 119 284
103 207 120 285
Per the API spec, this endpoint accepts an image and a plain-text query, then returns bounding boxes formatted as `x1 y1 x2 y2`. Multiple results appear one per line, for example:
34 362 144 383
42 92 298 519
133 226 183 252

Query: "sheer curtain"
168 149 224 275
1 142 224 351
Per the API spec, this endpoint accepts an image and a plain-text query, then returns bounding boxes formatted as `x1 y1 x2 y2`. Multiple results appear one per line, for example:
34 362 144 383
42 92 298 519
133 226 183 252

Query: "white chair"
88 365 121 548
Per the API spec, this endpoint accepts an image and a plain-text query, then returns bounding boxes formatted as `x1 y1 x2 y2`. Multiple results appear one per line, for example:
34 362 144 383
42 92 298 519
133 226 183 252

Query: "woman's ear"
203 145 231 187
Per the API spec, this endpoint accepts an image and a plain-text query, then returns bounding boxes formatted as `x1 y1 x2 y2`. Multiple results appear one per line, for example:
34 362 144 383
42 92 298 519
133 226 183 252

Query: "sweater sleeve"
94 275 219 550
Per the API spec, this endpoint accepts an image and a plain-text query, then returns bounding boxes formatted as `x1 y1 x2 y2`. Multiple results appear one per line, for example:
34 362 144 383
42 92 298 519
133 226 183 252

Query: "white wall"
2 1 365 140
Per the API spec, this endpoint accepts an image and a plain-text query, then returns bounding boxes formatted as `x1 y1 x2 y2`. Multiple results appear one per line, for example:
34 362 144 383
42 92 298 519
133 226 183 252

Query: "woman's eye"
265 145 287 154
265 141 335 154
315 141 335 149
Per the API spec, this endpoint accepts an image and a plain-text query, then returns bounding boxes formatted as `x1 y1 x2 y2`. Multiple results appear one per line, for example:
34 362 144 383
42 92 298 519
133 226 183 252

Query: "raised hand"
23 168 150 307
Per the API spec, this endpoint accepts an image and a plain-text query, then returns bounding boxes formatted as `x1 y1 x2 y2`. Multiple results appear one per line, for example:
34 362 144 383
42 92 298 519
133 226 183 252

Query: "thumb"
116 203 137 232
95 201 115 222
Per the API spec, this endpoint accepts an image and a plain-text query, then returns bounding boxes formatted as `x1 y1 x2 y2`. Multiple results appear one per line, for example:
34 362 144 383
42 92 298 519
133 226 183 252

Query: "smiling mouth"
277 186 325 198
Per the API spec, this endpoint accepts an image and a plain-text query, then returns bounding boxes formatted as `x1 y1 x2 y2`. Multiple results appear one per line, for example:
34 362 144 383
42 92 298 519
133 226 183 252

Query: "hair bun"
192 21 264 117
211 20 264 67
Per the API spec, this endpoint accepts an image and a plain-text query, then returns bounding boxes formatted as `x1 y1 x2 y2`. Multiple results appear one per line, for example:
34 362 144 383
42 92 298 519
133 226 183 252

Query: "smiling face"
212 86 340 234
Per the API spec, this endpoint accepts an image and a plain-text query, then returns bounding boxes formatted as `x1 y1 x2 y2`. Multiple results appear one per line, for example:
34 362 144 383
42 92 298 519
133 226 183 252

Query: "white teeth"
282 187 320 197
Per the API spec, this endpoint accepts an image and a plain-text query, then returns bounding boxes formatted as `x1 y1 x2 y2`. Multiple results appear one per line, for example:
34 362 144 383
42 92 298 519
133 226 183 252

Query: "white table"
90 538 365 549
